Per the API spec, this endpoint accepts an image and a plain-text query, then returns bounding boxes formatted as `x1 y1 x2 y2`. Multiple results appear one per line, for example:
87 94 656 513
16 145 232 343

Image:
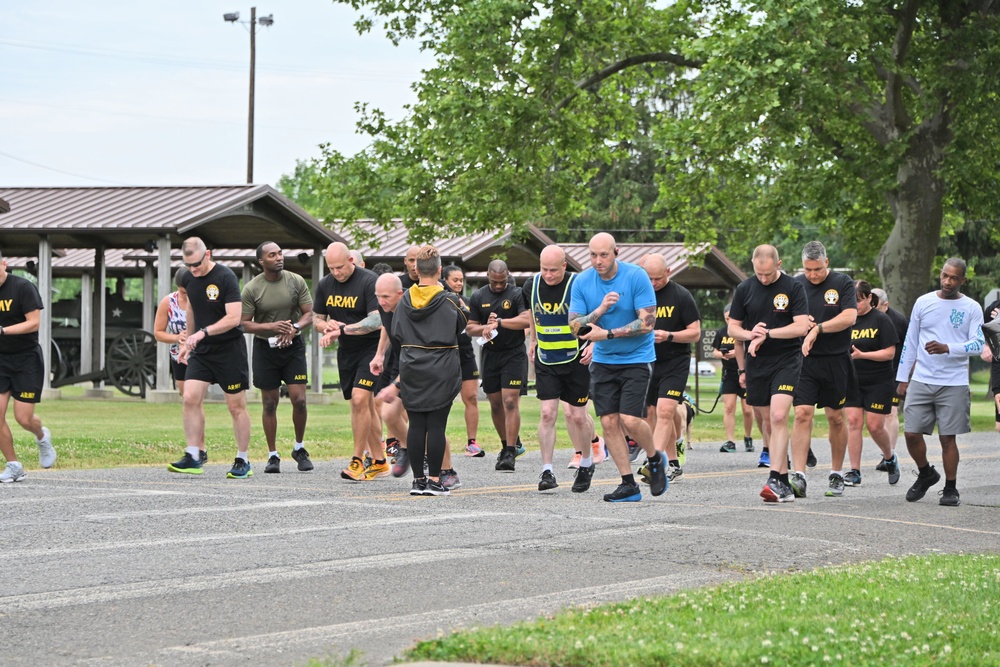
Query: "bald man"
641 253 701 482
569 232 667 502
467 259 532 472
401 245 420 288
728 245 810 503
523 245 603 492
314 242 386 481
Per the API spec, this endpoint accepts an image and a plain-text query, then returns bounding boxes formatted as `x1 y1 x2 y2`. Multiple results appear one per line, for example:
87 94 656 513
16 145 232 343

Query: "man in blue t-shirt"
569 232 667 503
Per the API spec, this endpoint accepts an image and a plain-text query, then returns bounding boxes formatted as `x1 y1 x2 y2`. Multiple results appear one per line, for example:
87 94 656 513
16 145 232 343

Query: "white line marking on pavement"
80 498 330 521
0 490 183 505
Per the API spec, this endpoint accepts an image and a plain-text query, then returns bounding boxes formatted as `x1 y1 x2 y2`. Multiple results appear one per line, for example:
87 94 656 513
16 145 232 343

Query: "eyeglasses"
184 252 208 268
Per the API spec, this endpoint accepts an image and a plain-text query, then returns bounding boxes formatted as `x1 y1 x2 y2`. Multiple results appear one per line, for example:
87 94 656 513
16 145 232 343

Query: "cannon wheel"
50 340 68 382
106 330 156 398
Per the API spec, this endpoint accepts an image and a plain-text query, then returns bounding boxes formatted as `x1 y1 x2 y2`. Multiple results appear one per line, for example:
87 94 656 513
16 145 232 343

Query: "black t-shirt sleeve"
678 288 701 325
789 280 809 317
221 268 242 304
469 287 486 324
312 277 331 318
729 281 749 322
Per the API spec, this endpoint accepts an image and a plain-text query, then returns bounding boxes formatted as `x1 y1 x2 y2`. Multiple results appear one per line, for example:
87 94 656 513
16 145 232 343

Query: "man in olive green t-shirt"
241 242 314 473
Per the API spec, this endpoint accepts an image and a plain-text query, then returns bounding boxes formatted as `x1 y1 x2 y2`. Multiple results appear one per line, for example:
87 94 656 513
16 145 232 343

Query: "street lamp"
224 7 274 184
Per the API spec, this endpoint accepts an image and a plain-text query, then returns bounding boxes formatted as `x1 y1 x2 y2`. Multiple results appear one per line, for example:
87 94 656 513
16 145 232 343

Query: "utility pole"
224 8 273 184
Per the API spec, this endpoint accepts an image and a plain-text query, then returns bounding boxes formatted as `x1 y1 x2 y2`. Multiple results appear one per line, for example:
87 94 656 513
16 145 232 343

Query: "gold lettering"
359 378 374 387
871 403 884 411
326 295 359 309
19 391 35 399
0 299 12 311
778 384 794 392
656 305 676 319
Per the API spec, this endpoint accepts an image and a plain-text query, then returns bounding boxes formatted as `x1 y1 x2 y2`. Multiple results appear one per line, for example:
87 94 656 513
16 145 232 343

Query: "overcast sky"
1 0 432 188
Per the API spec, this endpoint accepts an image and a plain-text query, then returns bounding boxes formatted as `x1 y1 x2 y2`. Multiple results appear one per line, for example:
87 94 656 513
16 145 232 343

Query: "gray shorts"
902 381 971 436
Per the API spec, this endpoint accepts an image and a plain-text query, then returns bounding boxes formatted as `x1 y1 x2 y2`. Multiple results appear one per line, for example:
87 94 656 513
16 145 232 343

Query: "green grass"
9 371 996 469
406 554 1000 667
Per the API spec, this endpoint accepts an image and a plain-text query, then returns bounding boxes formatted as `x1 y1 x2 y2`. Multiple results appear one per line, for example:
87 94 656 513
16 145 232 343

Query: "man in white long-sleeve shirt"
896 258 984 507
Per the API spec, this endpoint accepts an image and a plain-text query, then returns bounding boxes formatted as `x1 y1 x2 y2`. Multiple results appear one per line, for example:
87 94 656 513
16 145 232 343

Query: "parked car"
689 359 717 376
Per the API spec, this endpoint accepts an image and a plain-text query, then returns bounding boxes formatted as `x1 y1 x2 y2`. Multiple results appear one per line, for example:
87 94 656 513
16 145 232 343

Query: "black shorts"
646 355 689 406
186 339 250 394
590 362 651 418
745 351 801 407
481 346 528 395
793 353 852 409
845 372 894 414
170 357 187 383
338 345 379 400
252 337 308 390
0 346 44 403
535 359 590 405
719 367 745 397
461 354 480 382
374 352 399 394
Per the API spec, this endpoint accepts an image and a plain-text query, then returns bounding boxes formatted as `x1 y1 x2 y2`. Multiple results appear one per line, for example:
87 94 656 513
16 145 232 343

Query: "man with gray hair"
467 259 532 472
789 241 857 499
896 258 983 507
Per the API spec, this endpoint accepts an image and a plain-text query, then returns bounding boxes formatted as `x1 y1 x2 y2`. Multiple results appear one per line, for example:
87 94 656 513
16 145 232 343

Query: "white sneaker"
37 427 56 468
591 437 606 464
0 461 26 483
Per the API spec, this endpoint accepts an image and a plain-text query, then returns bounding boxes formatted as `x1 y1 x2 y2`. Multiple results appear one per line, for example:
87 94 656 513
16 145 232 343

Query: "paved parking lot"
2 433 998 666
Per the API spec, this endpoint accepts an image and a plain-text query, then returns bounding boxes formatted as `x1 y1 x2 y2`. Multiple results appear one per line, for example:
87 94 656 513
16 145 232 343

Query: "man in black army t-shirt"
0 248 56 483
789 241 858 500
169 237 253 479
729 244 810 503
641 253 701 482
314 242 385 482
467 259 532 472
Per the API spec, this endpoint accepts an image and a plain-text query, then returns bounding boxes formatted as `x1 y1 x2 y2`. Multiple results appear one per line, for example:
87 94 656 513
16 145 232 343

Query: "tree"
314 0 1000 313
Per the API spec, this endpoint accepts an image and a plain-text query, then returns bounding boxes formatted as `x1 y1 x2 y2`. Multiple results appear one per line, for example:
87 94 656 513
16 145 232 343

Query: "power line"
0 150 125 185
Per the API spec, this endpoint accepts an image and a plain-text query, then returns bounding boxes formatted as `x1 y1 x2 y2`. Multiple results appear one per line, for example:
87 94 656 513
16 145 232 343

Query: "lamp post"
224 8 274 184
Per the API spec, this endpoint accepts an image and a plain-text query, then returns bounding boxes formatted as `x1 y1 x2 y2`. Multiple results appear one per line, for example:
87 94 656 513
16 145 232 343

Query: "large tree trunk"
876 135 946 317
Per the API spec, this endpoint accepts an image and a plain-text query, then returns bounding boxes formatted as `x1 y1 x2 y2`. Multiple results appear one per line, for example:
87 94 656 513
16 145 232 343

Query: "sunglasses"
184 252 208 268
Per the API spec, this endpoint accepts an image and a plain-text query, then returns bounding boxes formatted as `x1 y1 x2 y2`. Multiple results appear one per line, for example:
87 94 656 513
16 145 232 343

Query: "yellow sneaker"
362 460 390 480
340 457 365 481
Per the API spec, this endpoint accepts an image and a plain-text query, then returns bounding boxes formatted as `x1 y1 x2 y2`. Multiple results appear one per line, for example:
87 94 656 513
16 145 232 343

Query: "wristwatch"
292 322 301 332
667 332 674 343
0 325 4 336
200 327 209 337
607 330 616 340
738 369 746 375
496 317 503 328
339 324 347 337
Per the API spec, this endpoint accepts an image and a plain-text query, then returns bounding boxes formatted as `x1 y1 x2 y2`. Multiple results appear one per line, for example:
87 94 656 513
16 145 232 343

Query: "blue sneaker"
226 458 253 479
646 452 668 496
515 442 526 458
758 450 770 468
603 481 642 502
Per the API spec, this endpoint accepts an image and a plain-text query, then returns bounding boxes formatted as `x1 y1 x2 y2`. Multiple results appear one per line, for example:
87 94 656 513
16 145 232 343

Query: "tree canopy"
302 0 1000 313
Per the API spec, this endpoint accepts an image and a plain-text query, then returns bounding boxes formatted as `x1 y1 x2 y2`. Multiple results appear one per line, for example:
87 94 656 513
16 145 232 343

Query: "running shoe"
226 458 253 479
676 439 686 466
362 452 373 470
646 452 668 496
825 473 844 497
806 447 818 468
440 468 461 489
789 471 807 498
496 448 516 472
168 452 203 475
200 451 208 464
760 477 794 503
905 466 941 502
567 452 582 469
264 455 281 474
391 449 410 477
668 464 683 482
37 427 56 468
0 461 26 483
843 469 862 487
515 441 526 458
885 454 900 485
291 447 314 472
362 460 391 480
591 437 606 464
410 478 427 495
628 440 642 462
340 457 366 481
424 479 450 496
938 488 961 507
744 436 754 452
385 438 401 458
758 449 770 468
572 464 595 493
720 441 737 453
603 481 642 502
538 469 559 491
465 439 485 457
875 457 889 472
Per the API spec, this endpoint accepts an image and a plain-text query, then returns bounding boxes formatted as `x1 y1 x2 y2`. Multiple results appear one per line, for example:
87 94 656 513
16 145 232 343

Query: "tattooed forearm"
569 312 597 334
346 311 383 335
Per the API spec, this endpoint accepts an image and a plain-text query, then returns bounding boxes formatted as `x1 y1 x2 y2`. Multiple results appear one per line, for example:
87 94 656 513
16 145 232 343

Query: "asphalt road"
2 433 998 666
